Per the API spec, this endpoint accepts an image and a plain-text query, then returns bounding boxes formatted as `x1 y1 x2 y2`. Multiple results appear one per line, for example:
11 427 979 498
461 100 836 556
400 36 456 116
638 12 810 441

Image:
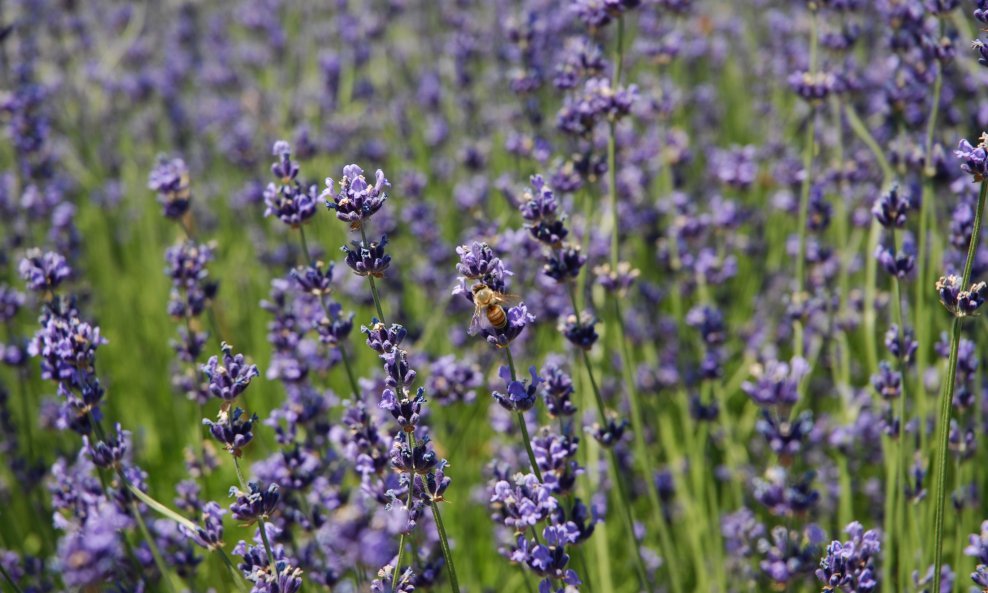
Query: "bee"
469 283 518 335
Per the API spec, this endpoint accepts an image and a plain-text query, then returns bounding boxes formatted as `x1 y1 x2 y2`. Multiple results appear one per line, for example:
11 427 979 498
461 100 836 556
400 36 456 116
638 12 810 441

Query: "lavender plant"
6 1 988 592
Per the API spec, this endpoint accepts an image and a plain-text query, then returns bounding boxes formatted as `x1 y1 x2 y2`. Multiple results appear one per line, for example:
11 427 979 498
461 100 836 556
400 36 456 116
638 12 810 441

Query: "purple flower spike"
181 501 226 551
201 342 260 401
956 135 988 181
322 164 389 230
492 365 542 413
148 155 192 219
19 248 71 292
936 275 987 317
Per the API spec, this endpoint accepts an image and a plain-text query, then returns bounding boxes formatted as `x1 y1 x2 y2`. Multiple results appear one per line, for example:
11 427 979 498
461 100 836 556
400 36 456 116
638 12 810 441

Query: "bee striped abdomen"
486 305 507 329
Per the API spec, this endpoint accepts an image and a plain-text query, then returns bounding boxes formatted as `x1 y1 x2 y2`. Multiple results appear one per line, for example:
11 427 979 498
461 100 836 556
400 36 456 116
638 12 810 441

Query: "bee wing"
497 293 522 306
468 308 492 335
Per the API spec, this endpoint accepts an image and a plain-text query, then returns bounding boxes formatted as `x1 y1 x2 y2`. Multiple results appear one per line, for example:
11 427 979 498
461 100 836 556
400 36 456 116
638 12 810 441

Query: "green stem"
0 560 25 593
609 296 682 593
844 105 895 183
359 225 387 323
233 457 277 577
931 179 988 593
607 122 619 270
503 345 544 482
607 14 624 270
338 346 361 399
392 432 417 591
794 115 815 298
578 349 653 593
131 499 178 593
612 16 624 87
580 350 609 423
298 224 363 400
431 502 462 593
931 317 961 593
889 227 911 589
605 448 652 592
794 2 819 297
217 548 251 592
128 485 198 532
916 31 944 443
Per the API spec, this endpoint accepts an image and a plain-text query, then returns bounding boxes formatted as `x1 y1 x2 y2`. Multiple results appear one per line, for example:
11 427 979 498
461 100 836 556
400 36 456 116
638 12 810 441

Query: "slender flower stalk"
513 172 655 591
231 456 277 575
0 561 25 593
608 15 625 269
931 175 988 593
502 345 544 483
322 161 460 592
916 7 950 444
297 223 361 400
792 6 820 362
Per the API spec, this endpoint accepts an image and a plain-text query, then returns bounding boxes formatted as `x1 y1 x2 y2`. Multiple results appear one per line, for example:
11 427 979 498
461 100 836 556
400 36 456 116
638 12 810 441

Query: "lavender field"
5 0 988 592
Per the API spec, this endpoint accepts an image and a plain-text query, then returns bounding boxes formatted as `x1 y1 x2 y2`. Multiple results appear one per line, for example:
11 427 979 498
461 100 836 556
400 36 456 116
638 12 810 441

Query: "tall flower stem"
431 499 461 593
607 14 624 269
844 104 895 377
358 225 387 323
597 18 661 590
0 560 25 593
391 433 417 591
345 229 461 592
503 345 544 483
566 282 679 592
232 456 277 576
889 226 911 588
607 121 620 269
89 417 176 592
794 8 819 308
297 224 361 399
131 498 180 593
931 178 988 593
916 20 945 446
577 346 653 593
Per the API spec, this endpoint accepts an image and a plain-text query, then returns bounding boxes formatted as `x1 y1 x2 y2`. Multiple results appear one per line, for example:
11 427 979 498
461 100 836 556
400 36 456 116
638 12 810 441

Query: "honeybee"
469 283 518 335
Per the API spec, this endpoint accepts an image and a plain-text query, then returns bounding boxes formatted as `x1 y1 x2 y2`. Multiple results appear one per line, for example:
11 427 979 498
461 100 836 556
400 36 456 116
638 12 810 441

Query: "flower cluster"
520 175 588 284
19 248 71 293
815 522 881 592
165 240 219 320
264 141 319 227
148 155 192 219
454 241 535 348
27 296 105 434
955 134 988 181
322 164 389 230
557 77 638 137
936 275 986 316
490 472 585 591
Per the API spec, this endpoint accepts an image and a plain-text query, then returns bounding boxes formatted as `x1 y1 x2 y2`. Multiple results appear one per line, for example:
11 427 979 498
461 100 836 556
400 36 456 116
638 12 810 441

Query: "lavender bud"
561 312 599 350
148 155 192 219
936 275 987 317
201 342 259 401
492 365 541 413
342 236 392 278
872 185 910 228
955 135 988 181
203 407 258 456
229 482 280 524
181 501 226 551
18 248 71 292
322 164 389 230
289 261 333 296
82 422 129 468
362 321 407 354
